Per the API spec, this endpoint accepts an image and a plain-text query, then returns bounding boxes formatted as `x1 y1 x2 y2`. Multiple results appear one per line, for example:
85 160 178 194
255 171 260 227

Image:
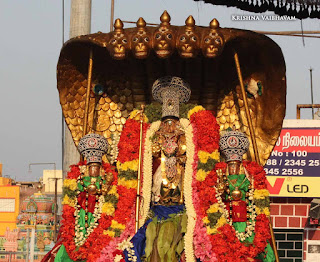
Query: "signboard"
307 241 320 262
264 120 320 197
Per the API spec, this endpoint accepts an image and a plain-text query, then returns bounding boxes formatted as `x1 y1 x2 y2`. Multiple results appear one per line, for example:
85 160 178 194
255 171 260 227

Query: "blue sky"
0 0 319 181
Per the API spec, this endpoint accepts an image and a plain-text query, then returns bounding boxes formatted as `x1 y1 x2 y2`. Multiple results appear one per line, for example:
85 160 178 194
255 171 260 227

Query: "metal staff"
234 52 280 262
135 105 145 233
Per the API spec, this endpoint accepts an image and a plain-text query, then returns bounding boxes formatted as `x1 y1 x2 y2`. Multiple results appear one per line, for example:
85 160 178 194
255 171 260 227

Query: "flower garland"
189 109 221 262
97 115 149 262
60 162 118 262
140 120 161 224
204 161 271 261
61 102 271 262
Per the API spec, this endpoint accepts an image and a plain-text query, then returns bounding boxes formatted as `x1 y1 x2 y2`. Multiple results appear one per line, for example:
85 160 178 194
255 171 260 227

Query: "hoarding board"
264 120 320 197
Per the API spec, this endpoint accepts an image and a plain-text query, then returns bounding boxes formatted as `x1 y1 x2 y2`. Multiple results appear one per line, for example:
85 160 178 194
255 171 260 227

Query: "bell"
231 187 242 200
87 184 97 195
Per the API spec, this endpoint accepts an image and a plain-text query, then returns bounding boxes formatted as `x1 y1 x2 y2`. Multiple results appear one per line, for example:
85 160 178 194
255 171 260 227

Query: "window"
0 198 15 212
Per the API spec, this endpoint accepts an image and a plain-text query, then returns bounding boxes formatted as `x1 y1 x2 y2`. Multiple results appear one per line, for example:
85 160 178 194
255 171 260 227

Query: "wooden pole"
234 52 280 262
135 105 145 233
81 49 94 161
83 49 93 137
110 0 115 32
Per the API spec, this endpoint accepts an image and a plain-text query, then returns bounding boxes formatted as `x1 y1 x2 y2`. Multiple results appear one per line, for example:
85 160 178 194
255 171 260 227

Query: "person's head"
227 160 241 175
88 162 101 177
160 117 180 133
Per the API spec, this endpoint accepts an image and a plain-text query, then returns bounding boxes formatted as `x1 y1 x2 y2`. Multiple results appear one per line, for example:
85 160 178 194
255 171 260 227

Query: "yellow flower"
62 195 76 207
102 202 115 216
256 207 270 217
111 220 126 230
103 230 115 237
216 216 227 228
187 105 205 119
253 189 269 199
206 226 218 235
63 179 77 191
117 159 139 171
107 185 119 197
118 178 137 189
202 216 210 224
198 150 220 163
129 110 148 123
207 203 220 214
196 169 210 182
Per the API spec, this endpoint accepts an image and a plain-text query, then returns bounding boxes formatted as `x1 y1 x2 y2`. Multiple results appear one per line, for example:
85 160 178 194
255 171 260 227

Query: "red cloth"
77 192 96 213
231 200 247 222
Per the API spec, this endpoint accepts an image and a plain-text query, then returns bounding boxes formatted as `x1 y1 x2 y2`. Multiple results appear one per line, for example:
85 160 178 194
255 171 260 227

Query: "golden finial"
210 18 220 29
160 10 171 26
137 17 146 31
114 18 124 33
185 15 195 30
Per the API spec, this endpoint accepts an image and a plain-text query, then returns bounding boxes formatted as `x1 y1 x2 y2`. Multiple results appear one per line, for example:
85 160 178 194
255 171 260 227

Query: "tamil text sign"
264 120 320 197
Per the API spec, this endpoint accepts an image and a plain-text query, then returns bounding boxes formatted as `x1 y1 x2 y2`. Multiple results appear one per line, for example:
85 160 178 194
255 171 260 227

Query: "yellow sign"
267 176 320 197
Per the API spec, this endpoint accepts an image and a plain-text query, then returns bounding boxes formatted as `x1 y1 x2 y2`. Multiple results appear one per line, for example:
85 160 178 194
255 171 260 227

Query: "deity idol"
210 130 275 261
44 77 275 262
42 133 117 262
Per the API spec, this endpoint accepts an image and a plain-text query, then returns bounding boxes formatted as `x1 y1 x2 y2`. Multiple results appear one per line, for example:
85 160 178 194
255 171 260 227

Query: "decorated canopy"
57 11 286 165
194 0 320 19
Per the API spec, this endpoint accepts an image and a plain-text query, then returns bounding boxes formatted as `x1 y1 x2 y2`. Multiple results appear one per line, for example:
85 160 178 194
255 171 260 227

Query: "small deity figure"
42 133 115 262
215 130 275 261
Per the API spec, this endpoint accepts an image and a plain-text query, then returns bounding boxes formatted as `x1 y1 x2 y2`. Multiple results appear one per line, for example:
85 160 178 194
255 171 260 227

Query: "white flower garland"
116 238 137 262
74 166 105 247
140 121 161 225
110 132 120 164
180 118 197 262
215 167 257 242
74 195 104 246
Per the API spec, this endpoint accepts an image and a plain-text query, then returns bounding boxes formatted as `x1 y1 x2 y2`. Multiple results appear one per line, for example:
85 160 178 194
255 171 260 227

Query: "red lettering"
266 178 285 195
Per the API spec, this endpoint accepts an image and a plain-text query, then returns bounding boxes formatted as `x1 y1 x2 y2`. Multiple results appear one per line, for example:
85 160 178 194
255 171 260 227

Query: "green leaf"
181 213 187 233
157 221 175 262
176 238 184 255
145 221 157 259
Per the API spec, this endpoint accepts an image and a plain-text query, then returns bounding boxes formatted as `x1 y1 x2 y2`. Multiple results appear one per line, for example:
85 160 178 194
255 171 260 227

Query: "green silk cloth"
54 244 85 262
228 174 275 262
77 176 103 236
